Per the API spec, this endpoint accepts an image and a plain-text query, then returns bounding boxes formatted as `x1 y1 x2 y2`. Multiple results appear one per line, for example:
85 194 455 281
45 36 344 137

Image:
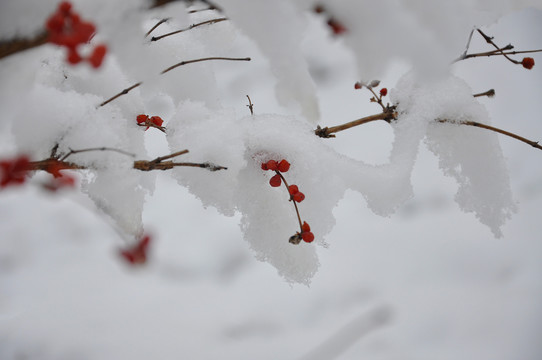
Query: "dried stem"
246 95 254 115
145 18 171 37
276 171 304 232
60 147 136 161
315 110 396 138
0 31 48 60
150 17 228 42
473 89 495 98
100 57 250 107
437 119 542 151
476 29 520 64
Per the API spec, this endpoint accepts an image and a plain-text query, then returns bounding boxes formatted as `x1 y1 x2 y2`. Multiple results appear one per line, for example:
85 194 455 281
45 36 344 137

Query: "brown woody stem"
150 17 228 41
0 31 48 60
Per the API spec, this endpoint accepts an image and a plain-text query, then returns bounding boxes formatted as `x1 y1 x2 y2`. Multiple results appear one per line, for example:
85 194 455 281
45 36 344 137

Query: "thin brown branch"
60 147 136 161
246 95 254 115
476 29 520 64
160 56 250 74
0 31 48 60
99 82 143 107
145 18 171 37
315 110 396 138
137 122 167 133
150 17 228 42
150 149 189 162
473 89 495 98
100 57 250 107
437 119 542 151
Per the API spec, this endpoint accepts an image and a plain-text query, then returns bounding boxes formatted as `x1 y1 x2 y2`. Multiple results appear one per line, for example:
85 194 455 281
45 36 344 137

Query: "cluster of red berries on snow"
119 234 151 265
522 57 535 70
0 155 30 188
45 1 107 68
136 114 164 131
261 158 314 243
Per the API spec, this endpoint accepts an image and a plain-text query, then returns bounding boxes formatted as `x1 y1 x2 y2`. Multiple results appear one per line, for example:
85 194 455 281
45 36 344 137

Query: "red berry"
88 44 107 68
266 160 278 171
302 231 314 243
313 5 325 14
380 88 388 96
292 191 305 202
327 18 347 35
136 114 148 124
302 221 311 232
278 159 290 172
150 116 164 127
0 156 30 188
522 57 535 70
269 174 281 187
46 14 65 33
354 82 362 89
288 184 299 195
59 1 72 14
67 48 82 64
261 162 268 170
119 235 151 265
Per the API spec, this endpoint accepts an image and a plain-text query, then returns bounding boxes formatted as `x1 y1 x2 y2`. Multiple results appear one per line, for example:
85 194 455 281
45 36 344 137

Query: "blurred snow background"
1 1 542 359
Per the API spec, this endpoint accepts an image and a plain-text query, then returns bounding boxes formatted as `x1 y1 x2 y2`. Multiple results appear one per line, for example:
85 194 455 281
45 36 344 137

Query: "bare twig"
437 119 542 151
473 89 495 98
134 149 227 171
150 17 228 41
246 95 254 115
0 31 48 60
145 18 171 37
100 56 250 107
315 110 397 138
60 147 136 161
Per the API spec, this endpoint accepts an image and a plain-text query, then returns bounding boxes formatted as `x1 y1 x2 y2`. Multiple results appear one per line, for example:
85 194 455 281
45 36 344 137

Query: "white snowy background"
1 0 542 359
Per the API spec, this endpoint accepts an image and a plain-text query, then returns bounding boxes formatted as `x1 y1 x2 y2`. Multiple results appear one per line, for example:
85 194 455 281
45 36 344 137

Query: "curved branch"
0 31 48 60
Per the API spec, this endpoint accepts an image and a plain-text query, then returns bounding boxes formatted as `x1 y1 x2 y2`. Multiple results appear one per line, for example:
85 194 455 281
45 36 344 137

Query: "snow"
1 1 542 359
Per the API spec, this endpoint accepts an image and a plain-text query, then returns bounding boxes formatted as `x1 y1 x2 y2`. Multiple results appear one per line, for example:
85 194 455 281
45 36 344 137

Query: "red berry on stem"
261 162 268 171
88 44 107 68
327 18 347 35
522 57 535 70
278 159 290 172
288 184 299 195
302 221 311 232
354 82 362 90
302 231 315 243
292 191 305 202
380 88 388 96
269 174 281 187
150 116 164 127
59 1 72 14
266 160 278 171
136 114 148 124
67 48 82 64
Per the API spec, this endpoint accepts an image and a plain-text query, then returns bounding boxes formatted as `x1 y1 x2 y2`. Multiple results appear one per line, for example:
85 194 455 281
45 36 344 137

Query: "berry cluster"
45 1 107 68
522 57 535 70
355 80 389 109
261 158 314 244
136 114 165 131
0 155 30 188
119 234 151 265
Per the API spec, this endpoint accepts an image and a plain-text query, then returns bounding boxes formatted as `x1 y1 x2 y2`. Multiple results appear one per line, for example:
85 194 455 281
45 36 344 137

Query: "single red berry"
67 48 82 64
313 5 325 13
261 162 268 170
46 14 65 33
136 114 148 124
327 18 347 35
269 174 281 187
150 116 164 127
119 235 151 265
380 88 388 96
522 57 535 70
59 1 72 14
266 160 278 171
302 221 311 232
88 44 107 68
292 191 305 202
278 159 290 172
302 231 315 243
354 82 362 90
0 156 30 188
288 184 299 195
